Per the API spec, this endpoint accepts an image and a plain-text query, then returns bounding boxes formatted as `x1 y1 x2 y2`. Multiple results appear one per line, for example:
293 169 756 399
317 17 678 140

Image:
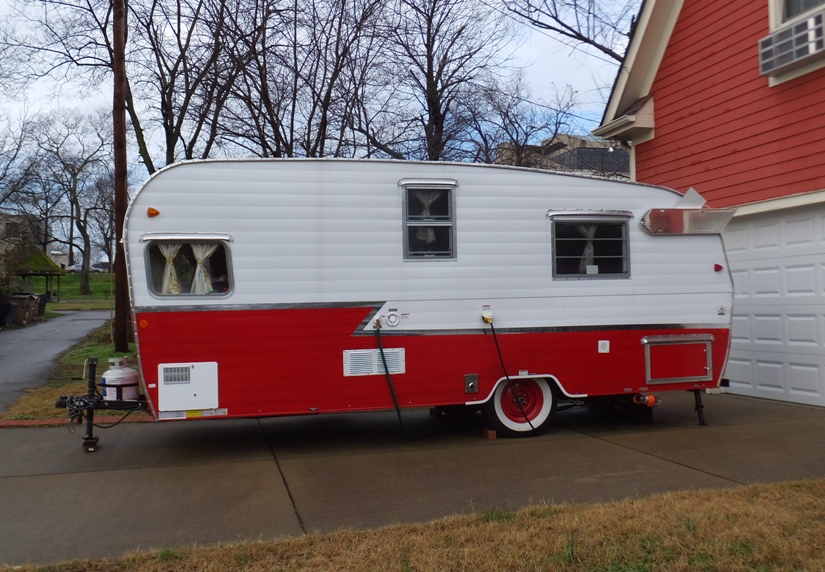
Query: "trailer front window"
551 218 630 279
147 241 231 295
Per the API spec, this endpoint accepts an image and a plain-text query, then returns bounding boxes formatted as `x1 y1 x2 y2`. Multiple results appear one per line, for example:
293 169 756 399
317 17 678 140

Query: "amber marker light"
147 207 160 217
139 319 149 329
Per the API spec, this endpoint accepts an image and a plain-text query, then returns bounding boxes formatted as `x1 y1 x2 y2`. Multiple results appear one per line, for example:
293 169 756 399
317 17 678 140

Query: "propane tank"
100 357 140 401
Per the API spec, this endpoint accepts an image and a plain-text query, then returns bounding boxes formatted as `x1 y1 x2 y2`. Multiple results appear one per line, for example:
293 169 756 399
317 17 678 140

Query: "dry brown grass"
8 479 825 572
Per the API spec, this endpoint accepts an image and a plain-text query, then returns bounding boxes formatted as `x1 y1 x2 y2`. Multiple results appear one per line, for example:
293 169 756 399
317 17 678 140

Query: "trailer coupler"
55 357 151 452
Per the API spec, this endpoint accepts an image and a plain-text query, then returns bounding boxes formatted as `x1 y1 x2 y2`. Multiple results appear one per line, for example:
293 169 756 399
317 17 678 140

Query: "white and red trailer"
122 159 735 436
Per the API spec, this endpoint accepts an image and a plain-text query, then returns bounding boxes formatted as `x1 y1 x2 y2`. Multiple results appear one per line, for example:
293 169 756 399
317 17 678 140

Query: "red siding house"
595 0 825 406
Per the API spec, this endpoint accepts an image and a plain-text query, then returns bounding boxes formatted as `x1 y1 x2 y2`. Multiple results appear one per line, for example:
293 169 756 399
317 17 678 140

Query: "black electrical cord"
91 407 148 429
374 320 453 441
487 321 537 433
64 394 149 432
374 321 408 437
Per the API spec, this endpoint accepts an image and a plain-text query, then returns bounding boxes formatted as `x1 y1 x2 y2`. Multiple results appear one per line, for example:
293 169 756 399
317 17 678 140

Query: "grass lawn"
28 272 117 312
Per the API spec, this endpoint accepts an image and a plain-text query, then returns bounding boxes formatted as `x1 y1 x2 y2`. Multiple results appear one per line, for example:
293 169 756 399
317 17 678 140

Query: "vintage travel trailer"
122 159 735 436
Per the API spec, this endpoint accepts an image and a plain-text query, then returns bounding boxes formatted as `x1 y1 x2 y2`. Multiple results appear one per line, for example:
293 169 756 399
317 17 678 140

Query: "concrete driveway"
0 310 110 412
2 390 825 567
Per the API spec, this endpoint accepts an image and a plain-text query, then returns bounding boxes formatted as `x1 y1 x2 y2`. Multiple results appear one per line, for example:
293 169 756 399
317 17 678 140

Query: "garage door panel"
726 353 825 403
729 313 824 351
787 363 821 396
787 315 820 346
725 206 825 407
731 263 825 298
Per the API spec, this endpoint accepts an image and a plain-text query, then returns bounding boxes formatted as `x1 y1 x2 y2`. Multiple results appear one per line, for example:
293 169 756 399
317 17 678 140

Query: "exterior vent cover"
343 348 406 377
162 365 192 384
157 361 219 411
759 10 825 76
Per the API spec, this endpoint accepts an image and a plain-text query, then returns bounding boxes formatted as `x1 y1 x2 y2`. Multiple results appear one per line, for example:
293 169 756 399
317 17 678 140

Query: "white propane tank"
101 357 141 401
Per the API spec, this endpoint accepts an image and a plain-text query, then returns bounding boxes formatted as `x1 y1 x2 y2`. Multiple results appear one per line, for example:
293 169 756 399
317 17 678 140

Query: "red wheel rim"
500 380 544 422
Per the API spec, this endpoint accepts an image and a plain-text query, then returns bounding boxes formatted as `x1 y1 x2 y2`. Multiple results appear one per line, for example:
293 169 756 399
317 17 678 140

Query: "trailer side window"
552 219 629 279
147 241 231 295
401 180 456 260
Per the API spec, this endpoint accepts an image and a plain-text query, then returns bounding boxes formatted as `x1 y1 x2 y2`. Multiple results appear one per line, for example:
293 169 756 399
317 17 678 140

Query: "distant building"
494 134 630 178
50 251 69 269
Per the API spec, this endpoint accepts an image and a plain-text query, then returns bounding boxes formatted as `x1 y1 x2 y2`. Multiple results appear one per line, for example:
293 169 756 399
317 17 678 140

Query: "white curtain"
158 243 182 294
576 225 598 274
413 189 442 244
190 243 219 294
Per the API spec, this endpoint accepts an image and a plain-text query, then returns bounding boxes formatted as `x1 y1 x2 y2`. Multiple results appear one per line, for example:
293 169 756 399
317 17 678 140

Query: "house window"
401 179 456 260
785 0 825 20
147 241 231 296
548 212 631 279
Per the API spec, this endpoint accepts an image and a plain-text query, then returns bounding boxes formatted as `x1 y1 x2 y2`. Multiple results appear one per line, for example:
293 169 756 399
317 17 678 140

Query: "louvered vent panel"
163 365 191 384
343 348 406 377
759 10 825 76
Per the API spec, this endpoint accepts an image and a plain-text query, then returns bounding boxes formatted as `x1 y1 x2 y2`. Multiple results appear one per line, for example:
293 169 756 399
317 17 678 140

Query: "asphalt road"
2 390 825 567
0 311 111 412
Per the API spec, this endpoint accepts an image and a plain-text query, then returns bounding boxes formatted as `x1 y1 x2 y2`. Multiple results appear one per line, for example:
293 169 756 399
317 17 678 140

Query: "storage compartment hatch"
641 335 714 384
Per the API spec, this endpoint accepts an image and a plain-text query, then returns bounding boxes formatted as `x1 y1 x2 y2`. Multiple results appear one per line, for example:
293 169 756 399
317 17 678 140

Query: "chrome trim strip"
641 334 715 344
546 209 634 219
140 232 234 242
398 178 458 188
134 301 385 313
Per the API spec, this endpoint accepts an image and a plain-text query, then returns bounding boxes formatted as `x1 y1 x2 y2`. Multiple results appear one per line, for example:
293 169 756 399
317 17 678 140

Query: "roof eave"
596 0 684 132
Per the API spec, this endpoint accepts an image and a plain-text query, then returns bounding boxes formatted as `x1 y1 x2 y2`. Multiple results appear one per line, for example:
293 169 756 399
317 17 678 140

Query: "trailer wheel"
483 378 556 437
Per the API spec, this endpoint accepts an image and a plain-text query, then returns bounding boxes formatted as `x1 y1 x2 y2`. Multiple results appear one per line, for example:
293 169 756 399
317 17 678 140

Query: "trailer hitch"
55 357 151 452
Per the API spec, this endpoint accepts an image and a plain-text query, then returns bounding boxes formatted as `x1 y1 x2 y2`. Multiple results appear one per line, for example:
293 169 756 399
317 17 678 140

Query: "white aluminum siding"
125 159 732 332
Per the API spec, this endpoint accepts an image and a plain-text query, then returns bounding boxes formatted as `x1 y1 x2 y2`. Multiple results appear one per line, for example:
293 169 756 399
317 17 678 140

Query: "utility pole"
112 0 129 352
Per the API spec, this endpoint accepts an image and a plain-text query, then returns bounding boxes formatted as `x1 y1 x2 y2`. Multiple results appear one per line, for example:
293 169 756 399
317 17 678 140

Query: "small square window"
147 241 231 295
402 183 456 259
552 219 629 279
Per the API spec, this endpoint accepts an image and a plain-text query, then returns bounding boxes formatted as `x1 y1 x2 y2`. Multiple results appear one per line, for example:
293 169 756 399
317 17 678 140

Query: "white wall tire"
483 378 556 437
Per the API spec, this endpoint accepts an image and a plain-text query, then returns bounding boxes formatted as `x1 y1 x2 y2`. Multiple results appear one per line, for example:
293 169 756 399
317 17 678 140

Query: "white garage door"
724 205 825 406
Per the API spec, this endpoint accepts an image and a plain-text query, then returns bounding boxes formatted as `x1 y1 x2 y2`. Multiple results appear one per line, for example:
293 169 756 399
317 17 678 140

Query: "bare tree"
222 0 385 158
366 0 516 161
4 0 240 174
88 170 117 266
464 72 576 166
29 110 111 294
130 0 239 166
504 0 640 63
0 112 38 209
5 153 69 254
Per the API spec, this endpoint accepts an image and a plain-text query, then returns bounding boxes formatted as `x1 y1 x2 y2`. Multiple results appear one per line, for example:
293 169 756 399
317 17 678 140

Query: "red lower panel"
134 307 730 420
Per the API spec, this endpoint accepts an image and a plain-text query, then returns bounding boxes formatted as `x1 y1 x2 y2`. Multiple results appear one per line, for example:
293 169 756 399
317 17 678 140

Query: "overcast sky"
513 28 619 133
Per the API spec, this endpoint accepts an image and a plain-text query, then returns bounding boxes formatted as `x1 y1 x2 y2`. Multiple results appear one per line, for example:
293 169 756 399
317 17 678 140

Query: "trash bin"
9 295 36 325
0 302 16 327
36 294 47 317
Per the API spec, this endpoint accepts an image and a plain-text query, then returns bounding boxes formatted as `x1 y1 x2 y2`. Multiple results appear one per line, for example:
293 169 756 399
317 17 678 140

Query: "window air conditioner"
759 9 825 76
